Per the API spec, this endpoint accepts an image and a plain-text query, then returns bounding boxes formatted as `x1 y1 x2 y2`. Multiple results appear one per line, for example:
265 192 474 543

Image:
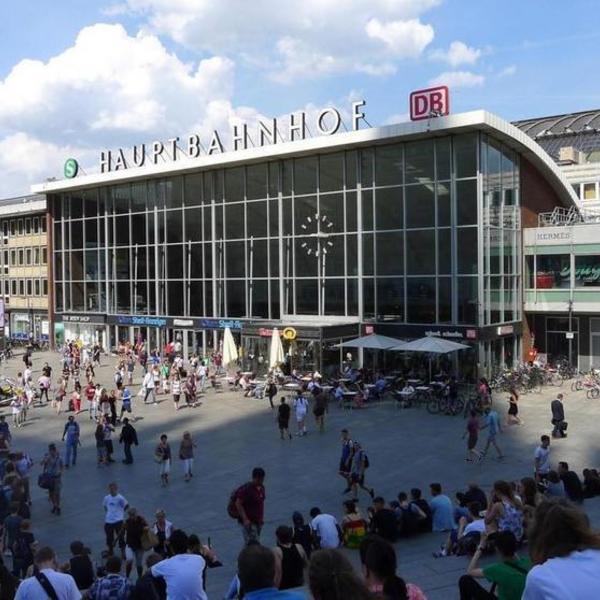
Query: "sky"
0 0 600 197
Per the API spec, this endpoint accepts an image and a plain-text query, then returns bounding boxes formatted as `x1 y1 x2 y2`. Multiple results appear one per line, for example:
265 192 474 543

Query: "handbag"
38 472 55 490
141 527 159 551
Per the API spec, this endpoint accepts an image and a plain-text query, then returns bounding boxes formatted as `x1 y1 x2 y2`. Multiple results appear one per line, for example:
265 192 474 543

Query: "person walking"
277 397 292 440
534 435 551 483
142 369 156 405
155 434 172 487
551 393 567 438
37 373 51 405
53 377 67 414
171 373 181 411
94 422 107 467
293 391 309 437
179 431 196 482
463 410 483 462
119 386 134 422
506 388 523 426
103 417 116 463
233 467 266 544
123 507 148 580
480 406 504 460
313 388 328 432
61 415 81 469
103 482 129 558
119 418 138 465
339 429 355 494
71 383 82 414
40 444 63 515
349 441 374 501
265 377 277 409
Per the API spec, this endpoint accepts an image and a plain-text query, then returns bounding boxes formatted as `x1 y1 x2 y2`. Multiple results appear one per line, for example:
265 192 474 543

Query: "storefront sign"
117 316 167 327
61 314 106 324
425 329 465 339
496 325 514 336
364 325 374 335
536 231 571 241
199 319 243 330
173 319 194 328
410 86 449 121
258 328 278 337
282 327 297 340
99 100 368 173
64 158 79 179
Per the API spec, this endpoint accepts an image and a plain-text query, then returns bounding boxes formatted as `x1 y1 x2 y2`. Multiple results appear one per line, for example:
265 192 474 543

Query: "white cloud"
430 40 481 66
365 18 434 57
122 0 440 80
429 70 485 88
498 65 517 77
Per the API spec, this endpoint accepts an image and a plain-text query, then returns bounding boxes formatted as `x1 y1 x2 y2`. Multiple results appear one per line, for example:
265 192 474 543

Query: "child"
277 397 292 440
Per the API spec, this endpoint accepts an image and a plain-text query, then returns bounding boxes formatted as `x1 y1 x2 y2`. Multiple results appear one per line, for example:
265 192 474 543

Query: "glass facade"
51 132 524 371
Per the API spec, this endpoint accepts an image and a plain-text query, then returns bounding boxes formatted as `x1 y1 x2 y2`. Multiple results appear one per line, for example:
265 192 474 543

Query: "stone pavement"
2 351 600 599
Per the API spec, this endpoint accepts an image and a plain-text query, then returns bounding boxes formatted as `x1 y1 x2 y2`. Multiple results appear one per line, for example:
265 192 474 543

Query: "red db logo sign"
409 86 449 121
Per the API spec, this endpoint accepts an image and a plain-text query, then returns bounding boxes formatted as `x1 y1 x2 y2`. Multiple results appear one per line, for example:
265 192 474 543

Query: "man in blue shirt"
480 407 504 460
61 416 80 468
237 544 304 599
429 482 455 532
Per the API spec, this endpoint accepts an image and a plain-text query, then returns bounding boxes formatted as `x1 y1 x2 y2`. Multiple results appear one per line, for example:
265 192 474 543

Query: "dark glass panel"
270 239 279 277
457 228 478 274
323 234 344 277
360 148 374 188
247 201 268 238
167 244 184 279
319 194 344 233
226 280 246 317
184 173 203 207
86 281 100 312
282 160 293 196
346 234 358 276
405 185 435 228
407 278 436 323
85 251 99 281
346 191 357 232
282 197 293 236
71 221 84 249
362 189 373 231
375 144 402 186
166 209 183 243
294 156 317 195
437 182 451 227
347 278 358 315
404 139 434 184
164 177 183 209
131 182 146 212
296 279 318 315
225 241 245 278
71 251 84 279
70 192 84 219
133 247 148 280
454 133 478 178
375 187 403 230
112 185 130 214
438 228 451 274
376 232 403 276
246 164 268 200
268 162 279 197
189 281 204 316
131 214 146 245
436 137 451 180
294 196 318 235
438 277 452 323
115 248 130 280
168 281 184 316
345 150 357 190
456 179 478 226
225 204 245 240
83 189 97 217
457 276 478 324
270 280 280 319
324 279 345 315
189 244 204 279
115 215 129 246
116 281 131 313
72 282 85 311
406 230 435 275
185 208 203 242
85 219 98 247
268 199 279 237
363 278 375 319
376 278 404 321
250 279 269 318
251 239 268 278
294 239 318 277
363 233 374 276
225 167 244 202
319 152 344 192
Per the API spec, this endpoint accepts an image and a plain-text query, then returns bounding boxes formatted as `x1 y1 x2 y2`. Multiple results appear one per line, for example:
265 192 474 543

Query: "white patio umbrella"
222 327 239 368
390 336 470 381
269 328 285 368
334 333 405 350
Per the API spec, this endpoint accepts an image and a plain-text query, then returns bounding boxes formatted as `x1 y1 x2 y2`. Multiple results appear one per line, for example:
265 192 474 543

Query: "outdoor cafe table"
283 382 301 390
407 379 423 385
415 386 431 392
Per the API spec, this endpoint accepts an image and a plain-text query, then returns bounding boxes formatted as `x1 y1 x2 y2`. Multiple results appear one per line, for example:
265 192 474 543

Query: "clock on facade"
299 213 334 257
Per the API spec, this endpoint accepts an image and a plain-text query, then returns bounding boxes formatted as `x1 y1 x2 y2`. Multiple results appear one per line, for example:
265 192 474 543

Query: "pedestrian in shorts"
277 397 292 440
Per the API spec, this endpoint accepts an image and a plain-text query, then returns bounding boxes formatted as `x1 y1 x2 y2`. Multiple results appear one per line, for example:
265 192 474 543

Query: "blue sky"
0 0 599 196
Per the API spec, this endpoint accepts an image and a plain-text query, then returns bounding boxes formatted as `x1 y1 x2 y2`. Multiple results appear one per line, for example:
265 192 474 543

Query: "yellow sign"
282 327 297 341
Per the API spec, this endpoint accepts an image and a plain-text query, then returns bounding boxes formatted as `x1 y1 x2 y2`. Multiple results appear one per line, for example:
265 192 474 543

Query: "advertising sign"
409 86 450 121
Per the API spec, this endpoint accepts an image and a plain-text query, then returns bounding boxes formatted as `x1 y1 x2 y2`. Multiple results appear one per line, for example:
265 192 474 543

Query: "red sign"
365 325 374 335
409 86 449 121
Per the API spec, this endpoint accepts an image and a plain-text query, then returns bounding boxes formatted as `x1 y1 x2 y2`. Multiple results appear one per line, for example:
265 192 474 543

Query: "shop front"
56 314 107 348
9 310 50 343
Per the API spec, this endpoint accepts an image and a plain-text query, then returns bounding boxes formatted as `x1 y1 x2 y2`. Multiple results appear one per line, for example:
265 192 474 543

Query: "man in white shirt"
309 507 341 548
103 482 129 557
15 546 80 599
534 435 551 481
151 529 207 600
142 370 156 405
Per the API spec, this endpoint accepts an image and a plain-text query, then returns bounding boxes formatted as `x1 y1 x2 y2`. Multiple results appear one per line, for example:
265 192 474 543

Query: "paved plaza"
2 350 600 599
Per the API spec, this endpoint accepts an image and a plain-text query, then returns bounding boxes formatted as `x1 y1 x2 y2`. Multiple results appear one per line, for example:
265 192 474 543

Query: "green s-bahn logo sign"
64 158 79 179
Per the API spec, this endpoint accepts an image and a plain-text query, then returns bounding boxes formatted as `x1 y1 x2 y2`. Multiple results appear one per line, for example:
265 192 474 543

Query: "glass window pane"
318 194 344 233
247 201 268 238
346 151 357 190
294 157 317 195
438 277 452 323
296 279 318 315
225 204 245 240
294 196 318 235
167 209 183 243
363 278 375 319
454 134 478 178
361 149 374 188
438 228 451 274
71 221 84 249
575 255 600 287
324 280 345 315
405 139 434 184
406 230 435 275
375 187 403 230
457 228 478 274
437 183 451 227
185 208 203 242
226 241 245 278
268 162 279 197
184 173 203 206
85 219 98 247
319 153 344 192
405 185 435 228
375 144 402 186
225 167 245 202
347 278 358 315
189 244 203 278
457 276 478 324
251 280 269 318
250 240 268 278
376 232 403 276
377 278 404 321
456 179 477 226
294 239 318 277
323 235 344 277
168 281 184 316
362 190 373 231
346 191 357 232
246 164 267 200
436 137 451 180
363 233 374 276
407 278 436 323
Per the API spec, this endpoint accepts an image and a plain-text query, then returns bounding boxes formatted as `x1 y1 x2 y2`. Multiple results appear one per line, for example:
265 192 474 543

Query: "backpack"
13 533 31 559
398 506 419 537
227 484 248 520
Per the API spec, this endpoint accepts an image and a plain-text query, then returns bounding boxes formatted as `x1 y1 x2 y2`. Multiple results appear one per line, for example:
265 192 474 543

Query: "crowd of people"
0 341 598 599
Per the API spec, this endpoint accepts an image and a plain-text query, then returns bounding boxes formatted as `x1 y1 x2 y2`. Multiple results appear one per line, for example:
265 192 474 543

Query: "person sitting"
272 525 307 591
393 492 425 538
65 540 95 592
367 497 398 543
340 500 367 549
130 553 166 600
238 543 304 599
88 555 133 599
291 512 313 558
429 483 455 532
544 470 566 497
558 461 584 503
523 498 600 600
360 535 427 600
484 480 524 542
370 374 387 402
409 488 432 532
435 502 485 558
582 468 600 498
459 530 530 600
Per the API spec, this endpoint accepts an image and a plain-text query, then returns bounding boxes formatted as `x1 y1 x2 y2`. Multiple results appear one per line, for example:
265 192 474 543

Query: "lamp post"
568 298 573 367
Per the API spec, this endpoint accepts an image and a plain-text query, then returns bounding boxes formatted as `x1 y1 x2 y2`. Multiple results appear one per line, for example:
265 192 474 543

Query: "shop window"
536 254 570 289
17 219 23 235
583 183 598 202
34 279 40 296
575 255 600 287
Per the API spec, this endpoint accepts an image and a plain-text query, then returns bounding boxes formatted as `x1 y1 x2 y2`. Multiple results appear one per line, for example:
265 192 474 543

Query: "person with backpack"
394 492 425 538
409 488 433 533
277 397 292 440
349 442 374 501
459 530 530 600
40 444 63 515
230 467 266 545
341 500 367 549
11 520 35 578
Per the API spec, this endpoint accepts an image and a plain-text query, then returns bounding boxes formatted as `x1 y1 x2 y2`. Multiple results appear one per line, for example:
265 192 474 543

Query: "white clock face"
299 213 334 257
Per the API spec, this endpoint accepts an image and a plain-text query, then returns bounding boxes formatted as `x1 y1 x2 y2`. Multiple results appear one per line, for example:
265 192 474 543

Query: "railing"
538 206 600 227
